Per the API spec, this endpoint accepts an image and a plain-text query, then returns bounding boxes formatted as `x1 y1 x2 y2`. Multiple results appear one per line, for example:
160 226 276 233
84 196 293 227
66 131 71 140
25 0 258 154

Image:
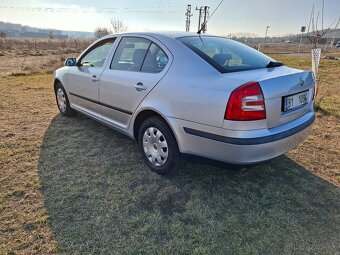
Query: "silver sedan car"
54 32 315 174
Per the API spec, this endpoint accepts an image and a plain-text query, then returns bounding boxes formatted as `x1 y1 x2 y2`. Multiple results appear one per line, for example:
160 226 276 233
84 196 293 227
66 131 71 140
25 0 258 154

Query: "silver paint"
54 32 315 165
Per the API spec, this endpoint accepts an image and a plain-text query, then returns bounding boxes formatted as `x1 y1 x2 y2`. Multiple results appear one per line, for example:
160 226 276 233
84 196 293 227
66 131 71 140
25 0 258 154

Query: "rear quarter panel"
136 36 241 128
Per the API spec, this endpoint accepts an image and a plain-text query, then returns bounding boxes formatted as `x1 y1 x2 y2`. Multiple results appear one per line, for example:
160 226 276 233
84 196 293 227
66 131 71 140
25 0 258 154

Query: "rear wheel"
55 82 76 117
138 117 181 175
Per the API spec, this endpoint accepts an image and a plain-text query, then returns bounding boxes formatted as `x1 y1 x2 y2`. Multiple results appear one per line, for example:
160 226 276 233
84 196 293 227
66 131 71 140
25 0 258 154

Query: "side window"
141 43 169 73
80 38 115 68
110 37 151 71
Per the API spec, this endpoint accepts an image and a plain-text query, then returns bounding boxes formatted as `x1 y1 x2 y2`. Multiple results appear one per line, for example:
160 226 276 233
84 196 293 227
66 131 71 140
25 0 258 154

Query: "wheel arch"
53 78 62 92
133 109 180 149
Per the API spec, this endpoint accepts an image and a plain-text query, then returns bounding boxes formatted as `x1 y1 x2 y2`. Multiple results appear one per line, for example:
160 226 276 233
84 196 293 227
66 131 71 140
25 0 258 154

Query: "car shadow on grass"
38 114 340 255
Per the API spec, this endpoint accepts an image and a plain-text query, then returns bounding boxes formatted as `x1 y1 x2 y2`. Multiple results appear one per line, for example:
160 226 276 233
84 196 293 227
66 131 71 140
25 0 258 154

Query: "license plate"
283 90 309 112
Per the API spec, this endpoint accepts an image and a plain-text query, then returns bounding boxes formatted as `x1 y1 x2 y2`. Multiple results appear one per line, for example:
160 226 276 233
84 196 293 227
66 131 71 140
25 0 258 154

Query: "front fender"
53 66 71 92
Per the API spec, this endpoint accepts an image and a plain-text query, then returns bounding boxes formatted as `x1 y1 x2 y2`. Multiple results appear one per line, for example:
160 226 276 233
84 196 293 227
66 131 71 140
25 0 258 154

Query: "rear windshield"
178 36 274 73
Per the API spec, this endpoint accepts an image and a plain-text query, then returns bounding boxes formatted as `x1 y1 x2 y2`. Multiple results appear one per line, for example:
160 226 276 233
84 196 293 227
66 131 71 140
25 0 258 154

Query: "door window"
110 37 168 73
111 37 151 71
141 43 169 73
80 38 115 68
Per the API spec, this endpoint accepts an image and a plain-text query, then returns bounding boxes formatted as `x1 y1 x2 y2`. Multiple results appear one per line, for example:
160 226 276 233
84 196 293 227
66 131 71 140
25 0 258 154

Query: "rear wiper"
266 61 284 68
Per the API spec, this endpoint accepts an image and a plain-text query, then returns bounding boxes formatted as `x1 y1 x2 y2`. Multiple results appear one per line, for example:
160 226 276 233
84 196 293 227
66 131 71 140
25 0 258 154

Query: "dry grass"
271 54 340 185
249 42 340 54
0 45 339 254
272 53 340 117
0 38 93 77
0 74 59 254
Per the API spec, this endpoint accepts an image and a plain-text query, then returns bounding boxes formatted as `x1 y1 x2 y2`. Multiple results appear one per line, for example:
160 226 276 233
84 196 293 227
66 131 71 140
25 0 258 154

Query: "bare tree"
110 18 127 33
306 1 336 48
94 18 127 38
94 27 111 38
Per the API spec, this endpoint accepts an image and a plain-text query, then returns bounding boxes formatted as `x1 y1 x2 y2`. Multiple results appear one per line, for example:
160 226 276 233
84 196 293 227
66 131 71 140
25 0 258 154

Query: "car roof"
103 31 217 40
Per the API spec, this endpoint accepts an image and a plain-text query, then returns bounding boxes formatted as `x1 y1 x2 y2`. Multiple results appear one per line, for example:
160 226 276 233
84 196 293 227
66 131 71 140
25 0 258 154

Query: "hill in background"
0 21 94 39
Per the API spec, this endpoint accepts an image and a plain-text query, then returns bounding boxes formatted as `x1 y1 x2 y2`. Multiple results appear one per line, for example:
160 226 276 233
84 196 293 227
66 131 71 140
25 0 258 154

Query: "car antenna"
197 0 224 34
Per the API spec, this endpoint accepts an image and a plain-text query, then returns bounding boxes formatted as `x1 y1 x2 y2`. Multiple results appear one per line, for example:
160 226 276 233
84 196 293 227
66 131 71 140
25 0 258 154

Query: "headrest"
212 54 232 65
133 49 147 65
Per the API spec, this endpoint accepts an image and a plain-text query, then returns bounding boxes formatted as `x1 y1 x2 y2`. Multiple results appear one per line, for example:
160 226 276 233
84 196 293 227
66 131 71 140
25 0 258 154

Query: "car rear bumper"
167 110 314 164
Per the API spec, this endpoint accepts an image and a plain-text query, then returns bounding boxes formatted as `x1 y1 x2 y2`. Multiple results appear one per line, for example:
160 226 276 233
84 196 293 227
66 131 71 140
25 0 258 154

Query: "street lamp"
298 26 306 53
263 25 270 52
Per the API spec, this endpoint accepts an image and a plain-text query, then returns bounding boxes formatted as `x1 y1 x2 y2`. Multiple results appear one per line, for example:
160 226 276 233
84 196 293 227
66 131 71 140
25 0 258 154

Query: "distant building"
6 30 20 37
6 30 68 39
323 29 340 39
21 31 49 38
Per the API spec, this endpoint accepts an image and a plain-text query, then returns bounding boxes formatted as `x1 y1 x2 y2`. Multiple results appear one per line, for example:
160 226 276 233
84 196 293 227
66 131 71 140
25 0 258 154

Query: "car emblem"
299 81 305 86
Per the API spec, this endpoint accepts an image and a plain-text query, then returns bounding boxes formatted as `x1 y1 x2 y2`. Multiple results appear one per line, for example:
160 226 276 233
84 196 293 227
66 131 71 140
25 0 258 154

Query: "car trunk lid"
259 67 314 128
224 66 315 129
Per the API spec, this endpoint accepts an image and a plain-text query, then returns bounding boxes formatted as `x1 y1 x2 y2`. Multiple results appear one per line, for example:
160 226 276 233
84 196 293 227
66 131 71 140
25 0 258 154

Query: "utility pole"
196 6 209 33
185 4 193 32
202 6 209 33
195 6 203 32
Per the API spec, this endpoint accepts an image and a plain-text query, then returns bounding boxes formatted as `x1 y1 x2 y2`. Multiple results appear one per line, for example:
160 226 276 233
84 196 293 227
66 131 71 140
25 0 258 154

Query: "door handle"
134 82 147 92
91 75 99 82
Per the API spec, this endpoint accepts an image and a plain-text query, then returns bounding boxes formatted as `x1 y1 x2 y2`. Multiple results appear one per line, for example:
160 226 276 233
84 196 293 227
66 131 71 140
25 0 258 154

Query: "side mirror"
65 58 77 67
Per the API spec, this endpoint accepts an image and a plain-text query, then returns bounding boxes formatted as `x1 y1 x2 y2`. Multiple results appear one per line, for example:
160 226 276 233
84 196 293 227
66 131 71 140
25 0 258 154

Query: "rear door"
68 38 116 116
99 36 172 129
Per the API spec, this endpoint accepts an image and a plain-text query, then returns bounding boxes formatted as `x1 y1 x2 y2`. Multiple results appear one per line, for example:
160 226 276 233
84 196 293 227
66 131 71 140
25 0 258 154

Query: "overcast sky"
0 0 339 36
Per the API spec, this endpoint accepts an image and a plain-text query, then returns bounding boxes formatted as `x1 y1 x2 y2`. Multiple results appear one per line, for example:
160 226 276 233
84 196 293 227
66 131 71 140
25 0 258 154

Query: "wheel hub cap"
143 127 168 166
56 88 67 112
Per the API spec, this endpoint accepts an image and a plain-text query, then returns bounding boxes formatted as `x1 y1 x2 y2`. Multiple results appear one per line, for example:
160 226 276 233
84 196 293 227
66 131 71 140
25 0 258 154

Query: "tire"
55 82 76 117
138 117 181 175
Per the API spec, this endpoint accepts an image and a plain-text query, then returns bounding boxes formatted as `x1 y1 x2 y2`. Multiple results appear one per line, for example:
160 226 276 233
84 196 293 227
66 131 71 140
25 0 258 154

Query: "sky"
0 0 339 36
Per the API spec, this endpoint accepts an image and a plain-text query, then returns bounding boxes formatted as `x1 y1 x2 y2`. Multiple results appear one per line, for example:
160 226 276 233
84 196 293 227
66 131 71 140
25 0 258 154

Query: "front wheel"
138 117 181 175
55 82 76 117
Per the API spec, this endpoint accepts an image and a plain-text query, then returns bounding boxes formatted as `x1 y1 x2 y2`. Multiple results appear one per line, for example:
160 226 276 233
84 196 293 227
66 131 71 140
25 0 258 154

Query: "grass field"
0 51 339 254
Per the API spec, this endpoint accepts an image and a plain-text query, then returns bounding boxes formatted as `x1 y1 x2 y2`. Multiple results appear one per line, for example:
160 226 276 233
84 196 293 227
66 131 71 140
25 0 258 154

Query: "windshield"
178 36 275 73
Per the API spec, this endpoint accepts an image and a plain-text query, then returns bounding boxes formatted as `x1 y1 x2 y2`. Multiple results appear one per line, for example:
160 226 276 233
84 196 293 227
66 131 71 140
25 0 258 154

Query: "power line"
197 0 224 34
0 6 183 14
196 6 209 33
205 0 224 25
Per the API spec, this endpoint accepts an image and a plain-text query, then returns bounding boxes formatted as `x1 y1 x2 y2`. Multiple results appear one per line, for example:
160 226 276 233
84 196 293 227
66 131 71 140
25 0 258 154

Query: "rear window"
178 36 274 73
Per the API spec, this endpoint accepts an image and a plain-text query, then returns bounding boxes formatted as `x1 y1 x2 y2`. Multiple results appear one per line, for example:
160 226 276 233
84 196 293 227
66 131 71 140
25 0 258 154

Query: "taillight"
225 82 266 121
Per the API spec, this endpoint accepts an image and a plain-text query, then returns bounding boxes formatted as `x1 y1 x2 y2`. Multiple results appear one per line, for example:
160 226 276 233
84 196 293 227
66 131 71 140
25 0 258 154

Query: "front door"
68 38 116 116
